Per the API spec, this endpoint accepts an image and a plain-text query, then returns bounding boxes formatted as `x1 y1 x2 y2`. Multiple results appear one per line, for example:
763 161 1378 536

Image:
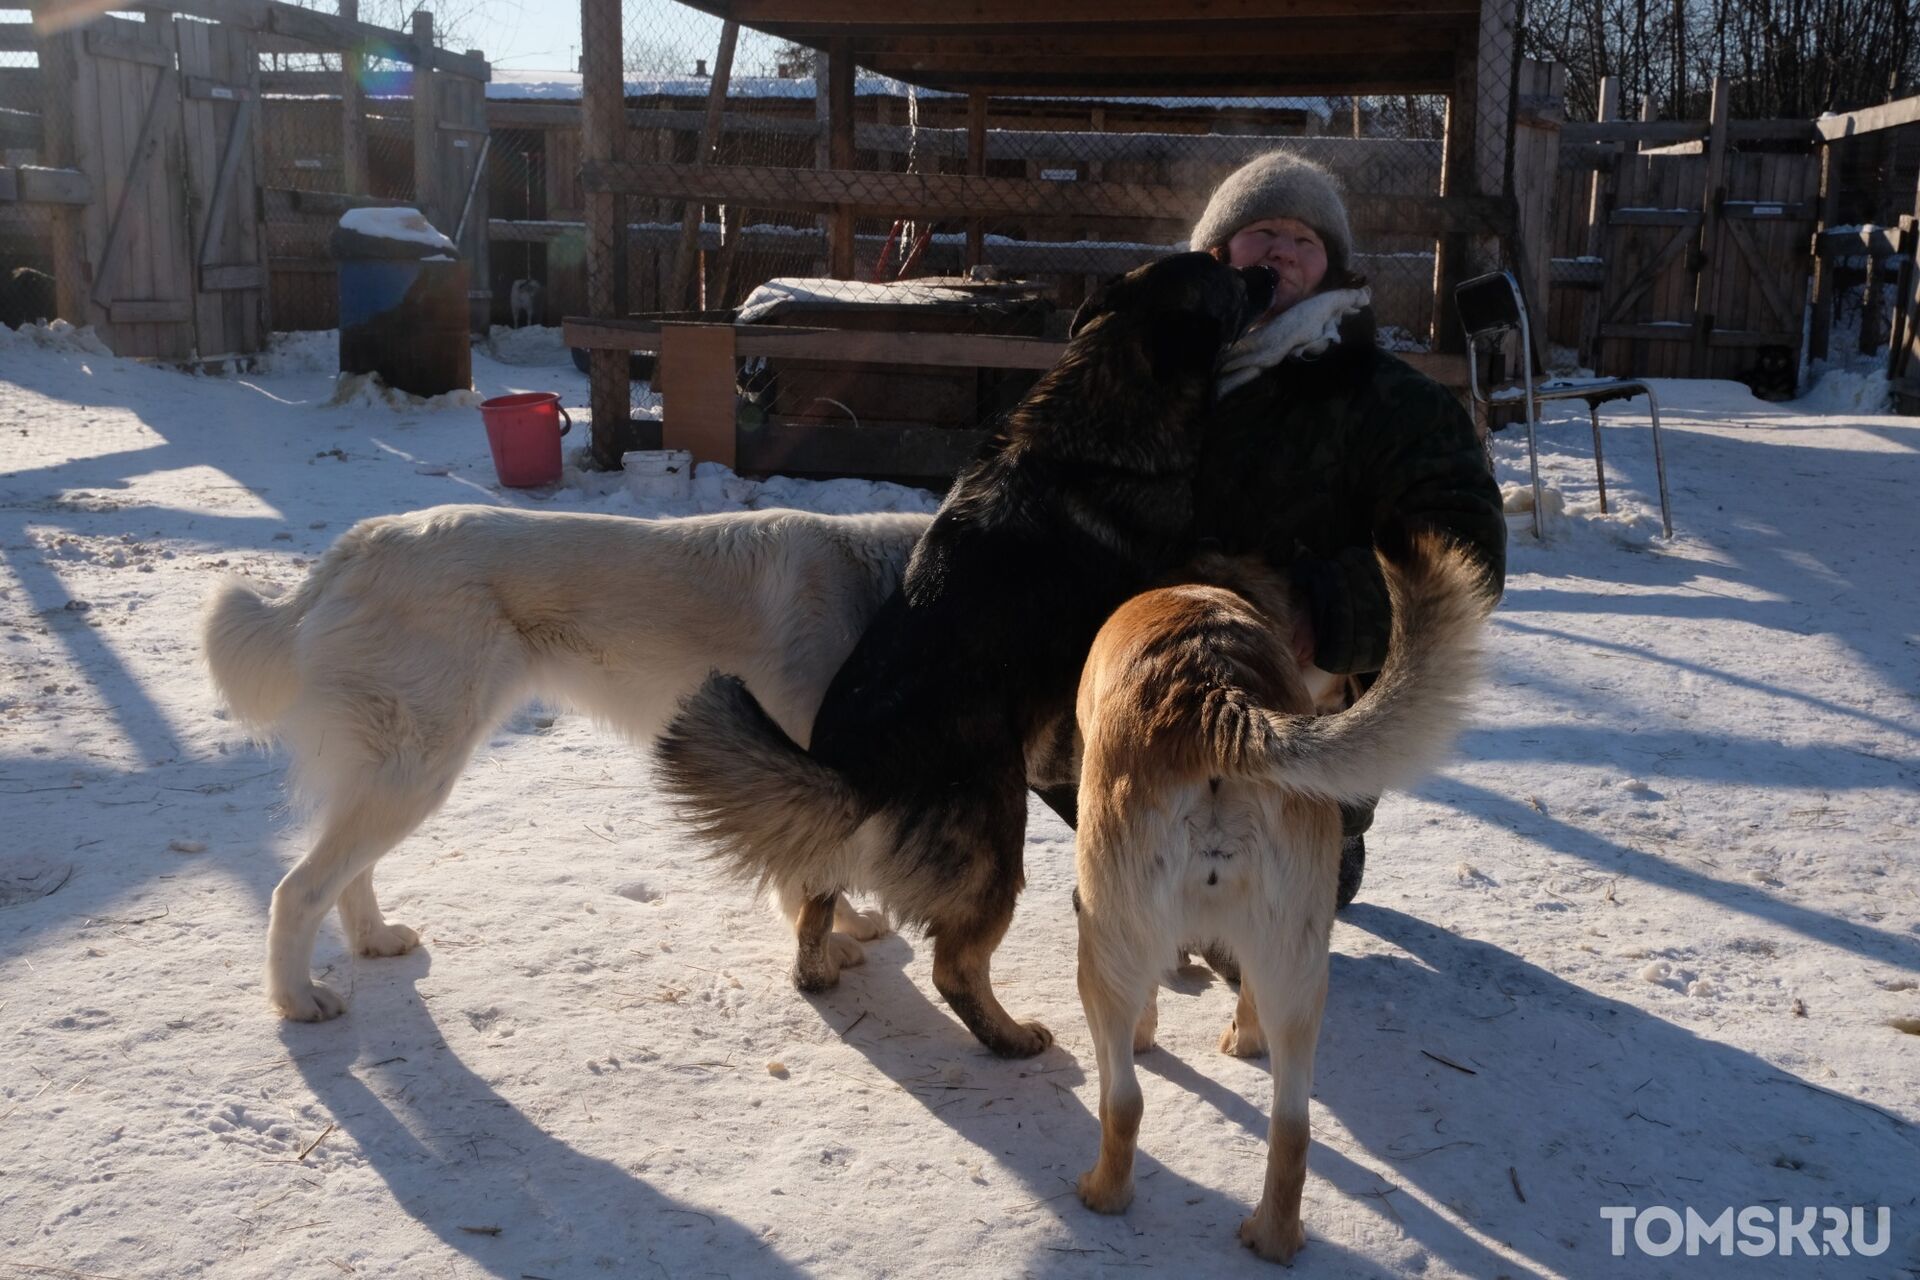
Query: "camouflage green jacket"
1192 309 1507 676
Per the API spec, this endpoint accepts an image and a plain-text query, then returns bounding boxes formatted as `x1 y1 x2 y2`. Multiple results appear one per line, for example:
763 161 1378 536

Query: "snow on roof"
485 67 1330 115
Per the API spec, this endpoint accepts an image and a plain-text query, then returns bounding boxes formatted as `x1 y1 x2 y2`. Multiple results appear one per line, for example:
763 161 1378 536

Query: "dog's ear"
1068 274 1124 339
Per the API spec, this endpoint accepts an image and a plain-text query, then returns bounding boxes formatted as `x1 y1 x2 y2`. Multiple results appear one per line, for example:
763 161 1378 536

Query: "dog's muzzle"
1234 264 1280 328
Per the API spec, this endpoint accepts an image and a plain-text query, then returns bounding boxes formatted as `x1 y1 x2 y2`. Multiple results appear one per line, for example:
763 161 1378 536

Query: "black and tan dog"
655 253 1277 1058
1070 532 1493 1262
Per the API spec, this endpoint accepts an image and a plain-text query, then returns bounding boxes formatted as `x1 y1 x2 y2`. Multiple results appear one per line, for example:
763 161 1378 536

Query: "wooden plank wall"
177 15 266 358
66 15 197 358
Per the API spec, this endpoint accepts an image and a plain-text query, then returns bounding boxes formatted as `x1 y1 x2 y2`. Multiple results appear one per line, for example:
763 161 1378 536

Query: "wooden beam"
826 38 855 279
581 160 1513 235
717 0 1482 26
410 11 437 228
1563 118 1817 146
0 165 91 204
738 419 988 479
566 318 1065 370
339 0 366 196
670 19 737 312
848 21 1468 61
1813 94 1920 142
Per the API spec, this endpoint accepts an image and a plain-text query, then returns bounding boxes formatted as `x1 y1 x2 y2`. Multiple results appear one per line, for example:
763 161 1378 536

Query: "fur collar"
1215 286 1371 398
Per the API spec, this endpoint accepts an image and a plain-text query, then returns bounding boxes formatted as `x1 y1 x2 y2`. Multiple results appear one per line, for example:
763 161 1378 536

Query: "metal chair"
1456 270 1672 539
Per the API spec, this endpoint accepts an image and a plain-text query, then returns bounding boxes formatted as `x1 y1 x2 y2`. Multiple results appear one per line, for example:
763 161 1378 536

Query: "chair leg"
1589 402 1608 514
1523 371 1544 540
1642 385 1673 538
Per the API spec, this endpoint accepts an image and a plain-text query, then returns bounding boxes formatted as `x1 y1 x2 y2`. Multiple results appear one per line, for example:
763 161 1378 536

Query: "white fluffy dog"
203 504 928 1021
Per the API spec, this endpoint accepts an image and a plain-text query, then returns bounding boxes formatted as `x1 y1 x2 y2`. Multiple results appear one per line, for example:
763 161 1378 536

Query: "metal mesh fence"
0 37 51 330
259 46 419 331
564 1 1524 452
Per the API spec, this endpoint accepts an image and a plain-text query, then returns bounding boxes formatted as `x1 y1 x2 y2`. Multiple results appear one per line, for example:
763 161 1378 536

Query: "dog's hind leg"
1219 974 1267 1058
790 891 863 992
266 789 436 1022
833 896 890 942
929 891 1052 1058
776 883 870 982
337 868 419 958
1074 920 1155 1214
1234 945 1329 1264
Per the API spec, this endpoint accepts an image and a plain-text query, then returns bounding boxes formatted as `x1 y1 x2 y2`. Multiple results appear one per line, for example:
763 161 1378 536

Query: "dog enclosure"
560 0 1537 473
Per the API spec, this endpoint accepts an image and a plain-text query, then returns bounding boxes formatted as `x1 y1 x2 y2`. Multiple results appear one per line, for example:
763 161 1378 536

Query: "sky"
442 0 772 75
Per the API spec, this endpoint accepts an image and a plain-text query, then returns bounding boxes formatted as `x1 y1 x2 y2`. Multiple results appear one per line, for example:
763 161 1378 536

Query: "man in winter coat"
1188 151 1508 906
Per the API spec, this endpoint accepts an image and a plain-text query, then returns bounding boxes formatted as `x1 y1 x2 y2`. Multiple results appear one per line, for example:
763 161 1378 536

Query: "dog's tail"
202 574 314 731
654 674 865 894
1207 530 1495 803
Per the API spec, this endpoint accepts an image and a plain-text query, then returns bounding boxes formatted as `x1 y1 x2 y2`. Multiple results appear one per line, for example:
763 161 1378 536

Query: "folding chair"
1456 270 1673 539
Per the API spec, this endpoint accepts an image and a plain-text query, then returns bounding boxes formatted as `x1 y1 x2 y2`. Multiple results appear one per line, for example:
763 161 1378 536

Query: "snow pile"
254 328 339 375
1794 362 1892 415
327 370 485 412
0 318 110 355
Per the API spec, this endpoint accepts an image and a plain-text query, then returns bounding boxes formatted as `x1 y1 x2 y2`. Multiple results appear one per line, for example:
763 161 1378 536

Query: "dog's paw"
1238 1211 1306 1265
992 1018 1054 1059
1077 1170 1135 1215
356 922 420 958
272 982 347 1023
826 932 867 969
834 903 891 942
1219 1017 1268 1058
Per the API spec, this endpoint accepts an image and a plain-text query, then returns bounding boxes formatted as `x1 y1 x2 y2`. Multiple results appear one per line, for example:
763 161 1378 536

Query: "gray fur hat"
1188 152 1352 274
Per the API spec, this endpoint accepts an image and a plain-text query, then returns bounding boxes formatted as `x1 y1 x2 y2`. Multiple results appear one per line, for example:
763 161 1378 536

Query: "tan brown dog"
1071 533 1492 1262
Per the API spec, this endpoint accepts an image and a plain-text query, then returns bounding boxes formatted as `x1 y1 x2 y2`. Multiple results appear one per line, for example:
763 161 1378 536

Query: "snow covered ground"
0 324 1914 1279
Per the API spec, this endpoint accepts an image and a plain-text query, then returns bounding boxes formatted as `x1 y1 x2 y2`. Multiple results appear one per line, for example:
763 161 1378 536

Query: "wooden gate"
60 12 265 360
1594 86 1818 380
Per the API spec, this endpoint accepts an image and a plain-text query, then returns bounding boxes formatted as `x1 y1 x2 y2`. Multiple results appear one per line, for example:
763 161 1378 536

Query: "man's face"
1224 217 1330 317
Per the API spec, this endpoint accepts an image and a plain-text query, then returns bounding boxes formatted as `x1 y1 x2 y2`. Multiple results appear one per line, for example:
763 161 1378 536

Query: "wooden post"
811 52 831 275
411 11 436 227
670 19 736 311
581 0 627 468
1808 142 1839 362
340 0 366 196
37 31 87 326
1689 74 1729 376
826 38 855 280
1579 76 1621 367
1510 58 1561 375
1429 46 1478 354
965 92 987 270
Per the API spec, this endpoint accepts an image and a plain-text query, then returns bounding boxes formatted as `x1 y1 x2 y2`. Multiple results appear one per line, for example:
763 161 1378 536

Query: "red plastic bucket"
479 392 572 487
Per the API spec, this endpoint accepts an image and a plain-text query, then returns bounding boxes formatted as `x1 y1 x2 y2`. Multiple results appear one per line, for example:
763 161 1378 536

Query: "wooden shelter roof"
679 1 1484 97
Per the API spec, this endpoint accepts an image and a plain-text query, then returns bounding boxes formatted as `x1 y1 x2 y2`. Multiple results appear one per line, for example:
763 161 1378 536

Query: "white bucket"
621 448 694 502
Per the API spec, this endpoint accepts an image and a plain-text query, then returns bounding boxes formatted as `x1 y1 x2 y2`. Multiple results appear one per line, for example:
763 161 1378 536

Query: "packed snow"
0 323 1915 1278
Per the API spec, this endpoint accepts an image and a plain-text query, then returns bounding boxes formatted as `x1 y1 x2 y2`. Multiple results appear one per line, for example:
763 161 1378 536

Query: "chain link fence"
259 48 420 330
0 36 53 330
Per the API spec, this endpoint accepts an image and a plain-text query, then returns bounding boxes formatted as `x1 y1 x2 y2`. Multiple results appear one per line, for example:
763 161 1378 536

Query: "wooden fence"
1 0 487 359
1544 76 1820 382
